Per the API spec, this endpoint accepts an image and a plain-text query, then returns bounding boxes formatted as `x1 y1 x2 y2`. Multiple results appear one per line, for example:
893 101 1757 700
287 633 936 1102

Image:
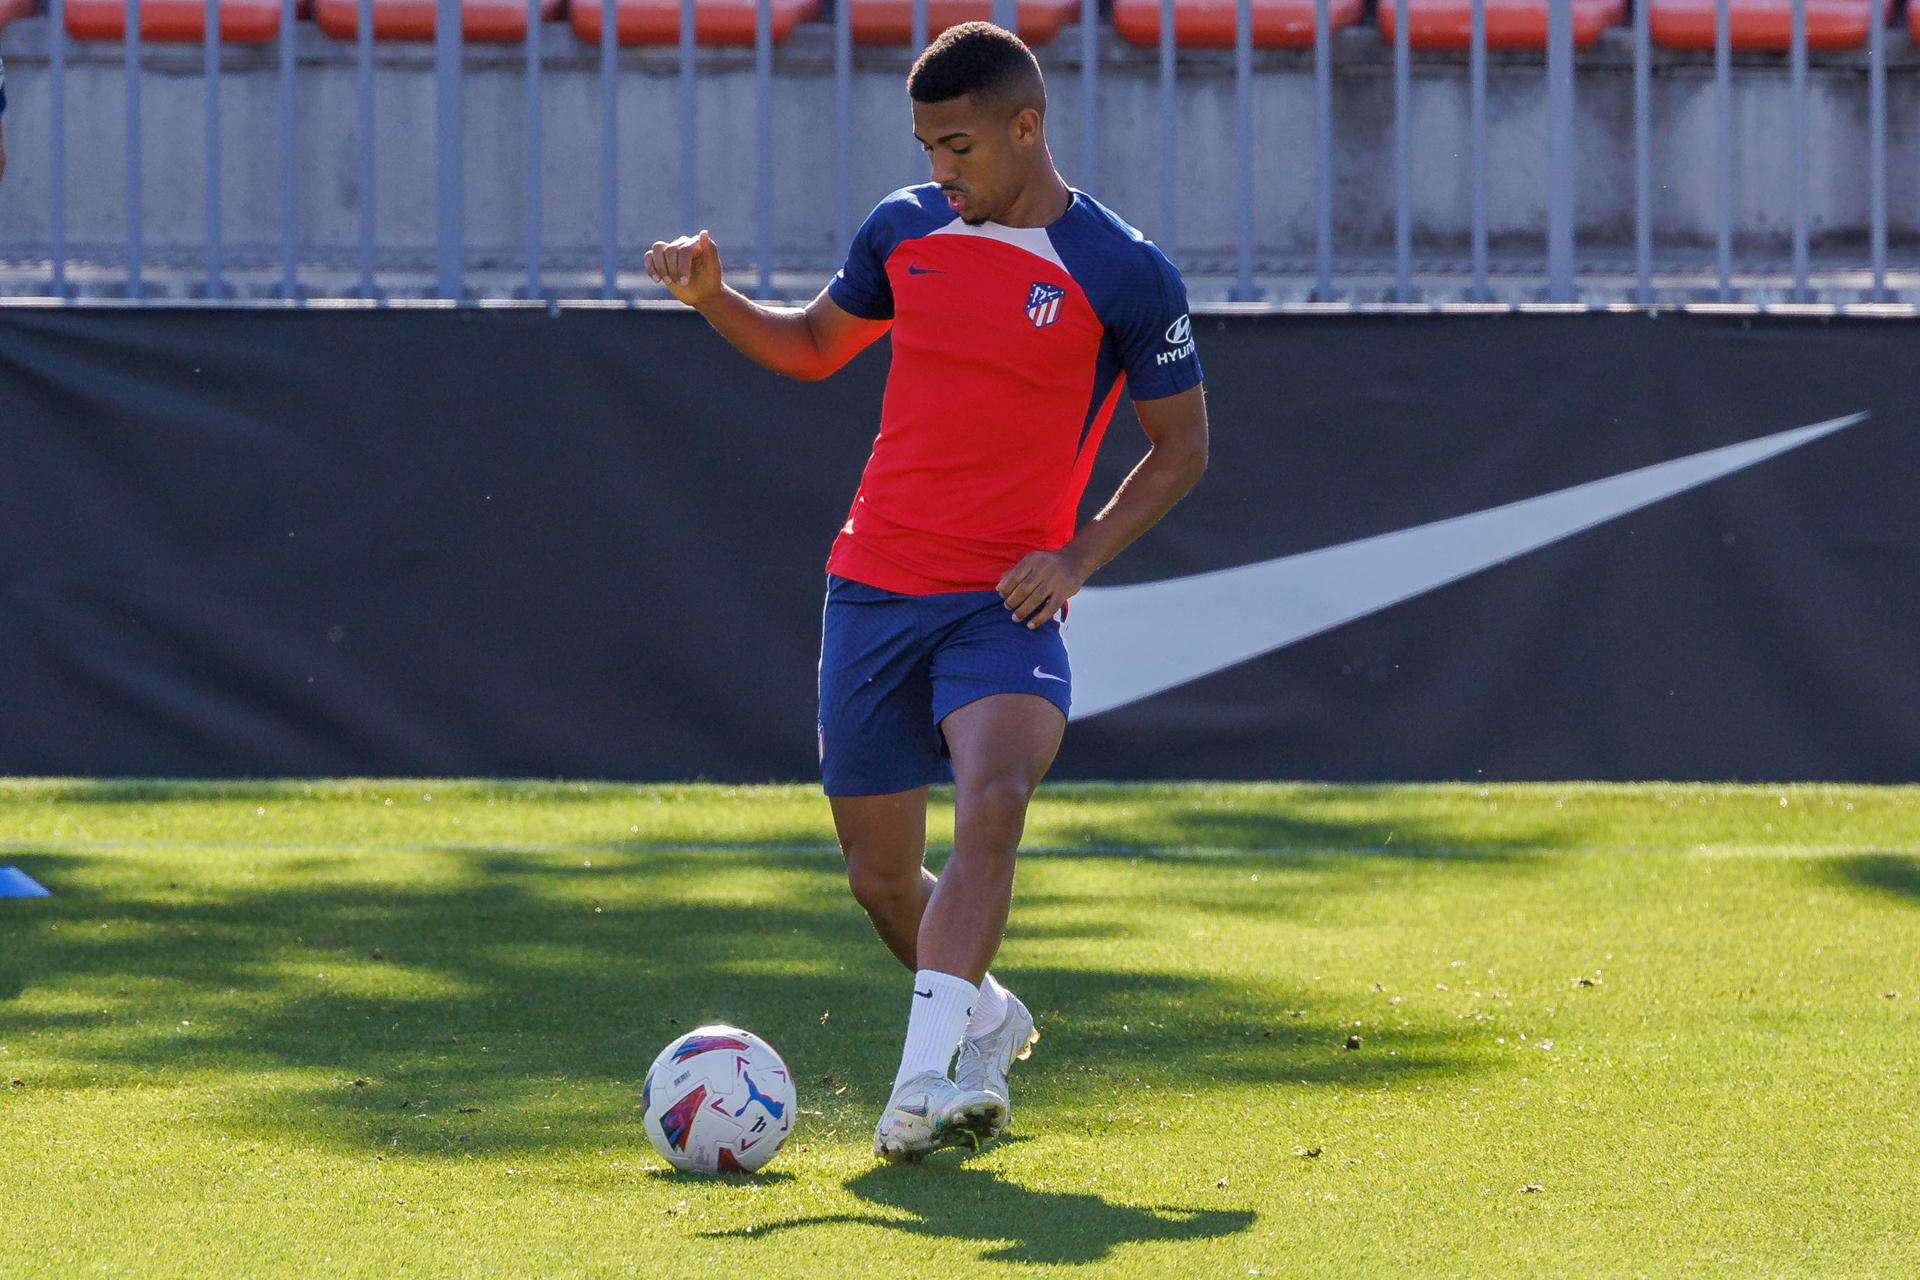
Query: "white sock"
892 969 977 1094
964 971 1010 1038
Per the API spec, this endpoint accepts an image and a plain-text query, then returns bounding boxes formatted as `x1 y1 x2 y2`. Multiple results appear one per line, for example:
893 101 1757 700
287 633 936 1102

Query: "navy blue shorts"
817 575 1072 797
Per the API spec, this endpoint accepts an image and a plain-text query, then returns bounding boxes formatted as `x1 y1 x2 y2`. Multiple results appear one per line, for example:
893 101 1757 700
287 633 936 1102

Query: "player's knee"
843 855 916 914
958 771 1038 830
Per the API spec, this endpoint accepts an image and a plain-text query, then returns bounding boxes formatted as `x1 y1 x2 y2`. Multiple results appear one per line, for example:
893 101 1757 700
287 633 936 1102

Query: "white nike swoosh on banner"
1064 413 1866 721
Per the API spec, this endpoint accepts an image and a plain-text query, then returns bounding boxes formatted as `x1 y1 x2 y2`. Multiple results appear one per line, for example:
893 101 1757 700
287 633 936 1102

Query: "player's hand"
644 230 723 308
998 550 1087 629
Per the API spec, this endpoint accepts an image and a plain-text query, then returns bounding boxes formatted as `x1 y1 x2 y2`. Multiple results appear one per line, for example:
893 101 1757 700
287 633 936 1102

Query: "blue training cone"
0 867 51 898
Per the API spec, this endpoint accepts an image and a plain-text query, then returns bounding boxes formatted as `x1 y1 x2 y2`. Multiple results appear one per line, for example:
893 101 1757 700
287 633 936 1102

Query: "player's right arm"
644 230 889 382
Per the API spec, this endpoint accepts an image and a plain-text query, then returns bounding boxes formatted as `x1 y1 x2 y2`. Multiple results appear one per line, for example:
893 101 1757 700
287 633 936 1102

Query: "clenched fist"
644 229 723 308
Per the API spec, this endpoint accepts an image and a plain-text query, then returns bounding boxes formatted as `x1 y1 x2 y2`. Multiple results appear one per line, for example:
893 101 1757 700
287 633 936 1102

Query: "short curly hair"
907 22 1046 110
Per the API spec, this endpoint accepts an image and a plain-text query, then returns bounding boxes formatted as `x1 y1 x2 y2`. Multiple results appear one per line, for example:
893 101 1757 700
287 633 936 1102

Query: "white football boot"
872 1071 1006 1163
952 992 1039 1137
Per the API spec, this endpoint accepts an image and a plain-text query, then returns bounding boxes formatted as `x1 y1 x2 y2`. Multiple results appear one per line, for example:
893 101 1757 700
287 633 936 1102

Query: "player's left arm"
997 383 1209 628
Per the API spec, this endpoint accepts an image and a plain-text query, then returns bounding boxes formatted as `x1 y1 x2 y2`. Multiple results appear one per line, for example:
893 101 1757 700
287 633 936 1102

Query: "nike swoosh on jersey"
906 264 944 275
1063 413 1866 720
1032 666 1069 683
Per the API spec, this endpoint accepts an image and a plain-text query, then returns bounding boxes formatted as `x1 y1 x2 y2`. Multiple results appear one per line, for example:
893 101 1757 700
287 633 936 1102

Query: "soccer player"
644 22 1207 1162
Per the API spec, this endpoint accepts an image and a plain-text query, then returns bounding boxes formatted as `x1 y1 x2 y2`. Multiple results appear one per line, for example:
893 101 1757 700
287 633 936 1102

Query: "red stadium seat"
570 0 819 44
1111 0 1362 47
1374 0 1622 49
1649 0 1883 50
65 0 280 40
314 0 564 42
0 0 38 28
847 0 1075 44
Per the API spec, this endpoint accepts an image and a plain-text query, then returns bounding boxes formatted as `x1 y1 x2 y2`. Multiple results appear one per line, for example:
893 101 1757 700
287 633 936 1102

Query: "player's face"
912 95 1040 226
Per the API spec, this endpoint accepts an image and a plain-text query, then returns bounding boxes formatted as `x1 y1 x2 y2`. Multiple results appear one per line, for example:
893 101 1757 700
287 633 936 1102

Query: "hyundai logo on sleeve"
1158 314 1196 364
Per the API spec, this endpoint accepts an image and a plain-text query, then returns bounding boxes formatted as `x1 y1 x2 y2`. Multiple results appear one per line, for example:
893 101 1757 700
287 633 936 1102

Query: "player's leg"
932 694 1055 1123
919 692 1064 981
830 788 936 969
818 576 998 1160
902 595 1073 1145
834 783 1033 1140
869 589 1069 1161
861 751 1039 1160
874 692 1063 1161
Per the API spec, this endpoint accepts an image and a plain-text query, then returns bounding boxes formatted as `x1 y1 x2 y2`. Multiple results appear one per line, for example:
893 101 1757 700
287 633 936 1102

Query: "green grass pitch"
2 779 1916 1277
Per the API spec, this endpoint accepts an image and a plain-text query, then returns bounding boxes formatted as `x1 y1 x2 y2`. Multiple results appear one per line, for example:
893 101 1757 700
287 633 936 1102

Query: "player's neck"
990 169 1074 229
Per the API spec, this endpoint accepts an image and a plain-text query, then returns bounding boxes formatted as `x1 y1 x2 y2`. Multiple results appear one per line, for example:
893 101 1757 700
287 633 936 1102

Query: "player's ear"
1009 106 1042 149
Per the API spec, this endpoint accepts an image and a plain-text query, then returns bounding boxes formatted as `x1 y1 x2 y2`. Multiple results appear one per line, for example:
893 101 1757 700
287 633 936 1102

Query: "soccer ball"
641 1024 796 1174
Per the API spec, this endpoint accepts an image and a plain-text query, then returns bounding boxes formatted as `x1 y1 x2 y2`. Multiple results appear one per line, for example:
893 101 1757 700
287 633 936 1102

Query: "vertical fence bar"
600 0 618 297
1313 0 1332 298
1392 0 1410 299
526 0 544 296
279 0 297 297
1468 0 1487 299
1080 0 1097 193
679 0 696 232
1230 0 1256 299
1545 0 1573 300
435 0 464 299
357 0 376 295
204 0 222 296
1713 0 1730 299
126 0 142 299
1158 0 1176 259
1633 0 1650 303
1788 0 1807 300
50 0 67 296
1868 0 1886 299
755 0 772 295
833 0 851 251
911 0 927 180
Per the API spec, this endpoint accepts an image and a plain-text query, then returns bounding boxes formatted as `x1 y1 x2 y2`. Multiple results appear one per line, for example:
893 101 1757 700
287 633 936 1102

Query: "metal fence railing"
0 0 1911 304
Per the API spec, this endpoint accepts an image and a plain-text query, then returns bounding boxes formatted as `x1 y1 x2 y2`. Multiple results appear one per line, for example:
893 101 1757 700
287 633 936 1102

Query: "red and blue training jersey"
823 185 1203 596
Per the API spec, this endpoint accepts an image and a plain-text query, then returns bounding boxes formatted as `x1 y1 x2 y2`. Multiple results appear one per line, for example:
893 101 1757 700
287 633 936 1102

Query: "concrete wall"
1 19 1917 294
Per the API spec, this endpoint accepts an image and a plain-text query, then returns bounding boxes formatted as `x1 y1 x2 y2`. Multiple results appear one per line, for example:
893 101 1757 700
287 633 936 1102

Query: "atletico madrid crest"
1026 281 1065 329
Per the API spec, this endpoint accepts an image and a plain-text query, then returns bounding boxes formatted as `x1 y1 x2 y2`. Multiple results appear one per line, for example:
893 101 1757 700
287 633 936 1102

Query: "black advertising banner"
1 306 1914 782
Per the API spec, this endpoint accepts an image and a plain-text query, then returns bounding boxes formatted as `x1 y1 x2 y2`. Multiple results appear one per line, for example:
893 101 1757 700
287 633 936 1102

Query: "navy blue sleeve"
1111 243 1202 401
826 198 901 322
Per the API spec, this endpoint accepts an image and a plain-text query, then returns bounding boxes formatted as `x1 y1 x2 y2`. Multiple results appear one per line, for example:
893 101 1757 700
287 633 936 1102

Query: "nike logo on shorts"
914 988 934 999
1032 667 1068 683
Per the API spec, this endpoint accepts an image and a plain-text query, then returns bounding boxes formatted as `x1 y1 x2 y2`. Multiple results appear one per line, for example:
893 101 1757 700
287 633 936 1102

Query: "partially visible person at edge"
1 53 10 184
643 22 1208 1163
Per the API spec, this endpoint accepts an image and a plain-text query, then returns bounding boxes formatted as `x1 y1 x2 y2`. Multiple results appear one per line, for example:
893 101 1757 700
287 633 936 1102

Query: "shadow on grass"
1819 853 1920 902
0 779 816 807
6 780 1582 861
0 836 1484 1160
705 1162 1255 1265
1028 785 1570 861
